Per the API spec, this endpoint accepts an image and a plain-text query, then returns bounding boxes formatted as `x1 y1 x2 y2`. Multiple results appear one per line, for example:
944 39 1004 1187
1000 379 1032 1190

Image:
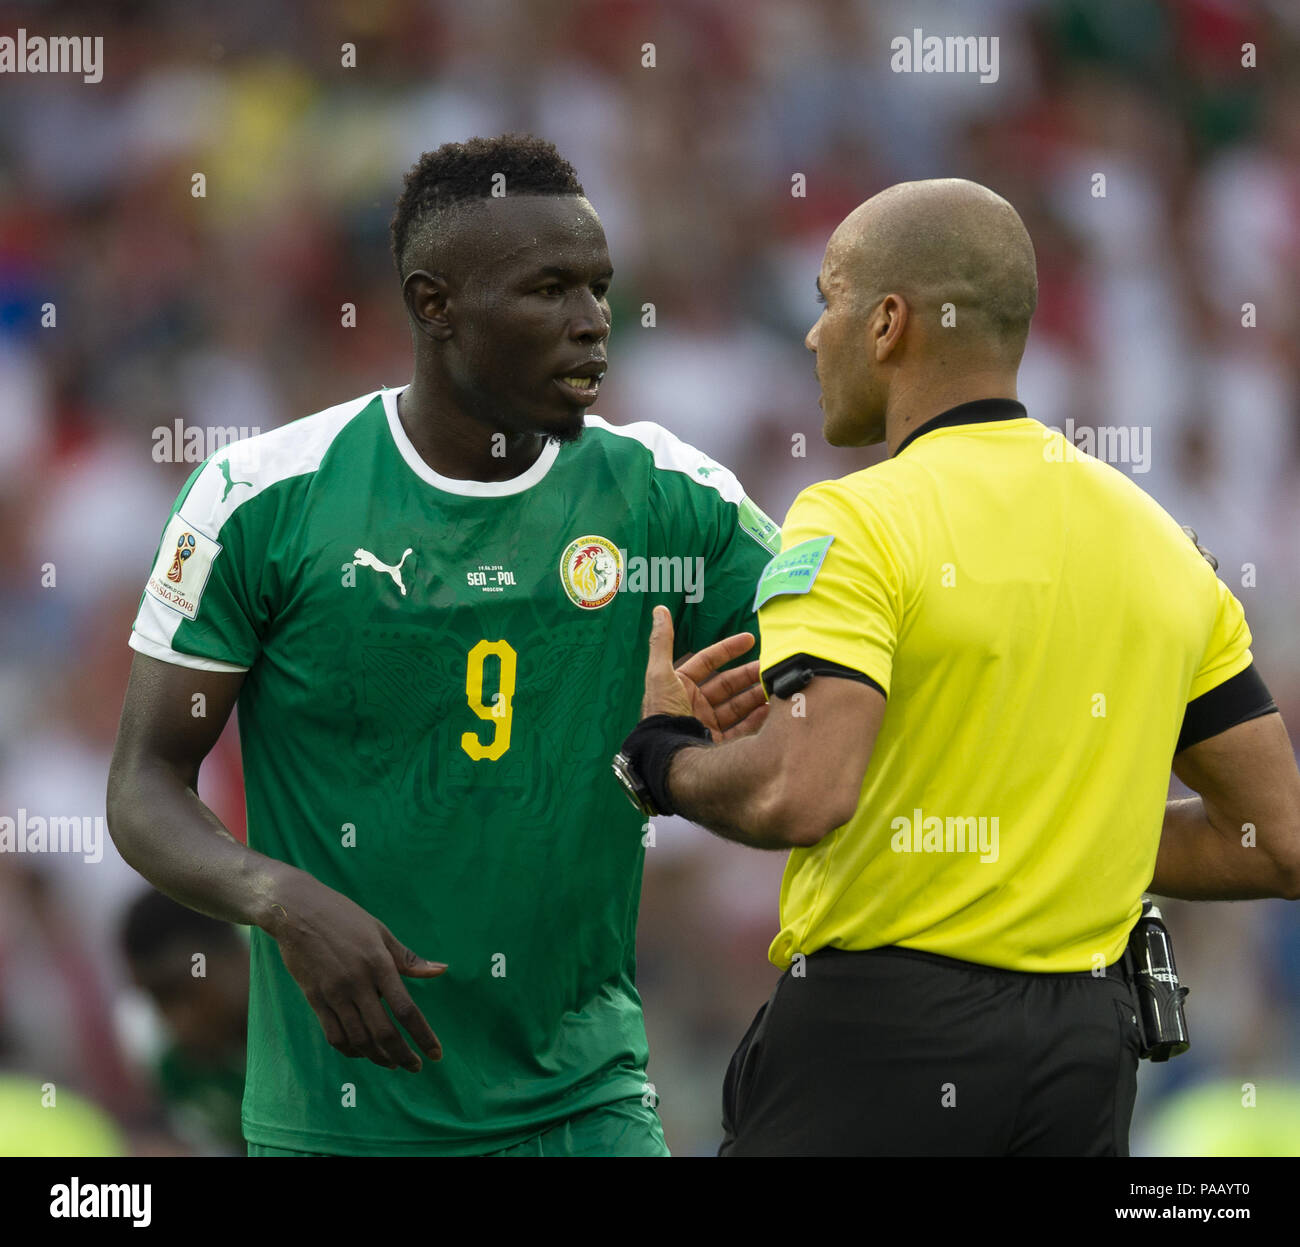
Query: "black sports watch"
611 750 658 817
612 713 713 817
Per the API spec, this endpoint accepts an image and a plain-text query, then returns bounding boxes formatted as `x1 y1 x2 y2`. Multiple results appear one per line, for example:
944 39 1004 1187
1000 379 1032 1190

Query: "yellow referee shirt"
756 399 1253 973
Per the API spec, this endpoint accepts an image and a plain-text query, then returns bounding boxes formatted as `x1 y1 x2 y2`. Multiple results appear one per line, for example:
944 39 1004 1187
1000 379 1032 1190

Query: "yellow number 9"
461 639 517 760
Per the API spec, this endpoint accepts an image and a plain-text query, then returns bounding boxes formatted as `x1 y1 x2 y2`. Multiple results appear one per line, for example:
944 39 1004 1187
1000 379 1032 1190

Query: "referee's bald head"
807 179 1038 448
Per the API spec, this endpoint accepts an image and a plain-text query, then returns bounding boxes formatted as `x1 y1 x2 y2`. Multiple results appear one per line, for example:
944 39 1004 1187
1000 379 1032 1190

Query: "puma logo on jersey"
352 547 414 596
218 459 252 502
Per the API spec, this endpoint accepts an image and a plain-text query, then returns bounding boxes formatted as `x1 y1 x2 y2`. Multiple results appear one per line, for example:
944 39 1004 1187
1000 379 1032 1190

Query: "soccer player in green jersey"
106 135 778 1157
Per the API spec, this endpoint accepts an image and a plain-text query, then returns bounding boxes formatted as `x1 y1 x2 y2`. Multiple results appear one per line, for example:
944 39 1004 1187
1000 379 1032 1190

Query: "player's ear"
402 270 453 341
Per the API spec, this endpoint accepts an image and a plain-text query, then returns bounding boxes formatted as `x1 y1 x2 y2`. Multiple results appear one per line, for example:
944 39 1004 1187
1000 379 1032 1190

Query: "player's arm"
659 445 780 670
107 652 447 1070
1152 710 1300 900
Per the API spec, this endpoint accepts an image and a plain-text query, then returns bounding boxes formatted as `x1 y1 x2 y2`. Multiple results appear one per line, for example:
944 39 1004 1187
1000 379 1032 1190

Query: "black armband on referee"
614 714 712 817
1176 663 1277 754
761 653 887 701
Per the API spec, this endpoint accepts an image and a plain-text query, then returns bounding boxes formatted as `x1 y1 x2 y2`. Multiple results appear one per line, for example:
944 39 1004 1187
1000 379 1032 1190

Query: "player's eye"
538 283 564 297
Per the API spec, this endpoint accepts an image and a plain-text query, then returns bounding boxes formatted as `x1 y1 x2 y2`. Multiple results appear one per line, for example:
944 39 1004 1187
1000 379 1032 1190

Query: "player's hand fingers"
377 964 444 1061
323 995 372 1062
353 988 422 1072
307 994 358 1057
381 928 448 979
672 650 696 670
332 992 408 1070
676 632 755 687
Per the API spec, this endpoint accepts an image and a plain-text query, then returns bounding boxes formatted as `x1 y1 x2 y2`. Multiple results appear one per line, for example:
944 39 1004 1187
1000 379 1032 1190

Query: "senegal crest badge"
559 535 622 609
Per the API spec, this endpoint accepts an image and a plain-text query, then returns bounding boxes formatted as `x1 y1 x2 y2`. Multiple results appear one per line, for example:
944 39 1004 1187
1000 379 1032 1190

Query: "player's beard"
457 377 586 447
544 411 587 445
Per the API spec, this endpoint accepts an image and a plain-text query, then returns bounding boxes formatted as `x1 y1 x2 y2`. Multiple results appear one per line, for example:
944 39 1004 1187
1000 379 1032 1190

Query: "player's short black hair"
121 888 242 964
390 133 586 281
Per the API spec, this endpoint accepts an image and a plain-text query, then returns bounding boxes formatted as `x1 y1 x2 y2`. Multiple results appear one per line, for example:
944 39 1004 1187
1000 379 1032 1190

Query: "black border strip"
1176 663 1277 754
894 397 1027 457
761 652 886 700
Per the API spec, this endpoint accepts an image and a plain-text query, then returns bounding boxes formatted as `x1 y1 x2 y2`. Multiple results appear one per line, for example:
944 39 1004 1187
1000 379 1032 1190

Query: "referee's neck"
886 373 1020 456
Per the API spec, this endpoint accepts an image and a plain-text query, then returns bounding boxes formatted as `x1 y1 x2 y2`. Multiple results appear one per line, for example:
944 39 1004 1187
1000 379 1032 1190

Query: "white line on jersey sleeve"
130 388 383 669
583 414 747 504
128 629 250 673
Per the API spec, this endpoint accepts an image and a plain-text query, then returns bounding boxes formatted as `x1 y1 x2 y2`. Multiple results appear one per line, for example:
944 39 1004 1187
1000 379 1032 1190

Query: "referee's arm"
641 607 884 849
1154 709 1300 900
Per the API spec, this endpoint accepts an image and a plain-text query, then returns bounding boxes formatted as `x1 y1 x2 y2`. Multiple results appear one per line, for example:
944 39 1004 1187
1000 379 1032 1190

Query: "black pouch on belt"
1122 897 1191 1061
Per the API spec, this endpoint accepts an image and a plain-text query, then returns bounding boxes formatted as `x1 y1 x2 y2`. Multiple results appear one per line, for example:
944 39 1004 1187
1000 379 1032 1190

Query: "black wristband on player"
617 714 712 817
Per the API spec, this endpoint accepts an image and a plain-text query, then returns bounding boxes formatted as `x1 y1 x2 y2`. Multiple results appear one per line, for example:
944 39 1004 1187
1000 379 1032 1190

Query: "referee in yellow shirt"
614 178 1300 1156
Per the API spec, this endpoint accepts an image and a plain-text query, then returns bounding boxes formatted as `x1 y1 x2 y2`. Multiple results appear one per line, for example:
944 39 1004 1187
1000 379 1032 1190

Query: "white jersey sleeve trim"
131 388 381 671
177 388 382 538
129 628 250 673
583 415 746 504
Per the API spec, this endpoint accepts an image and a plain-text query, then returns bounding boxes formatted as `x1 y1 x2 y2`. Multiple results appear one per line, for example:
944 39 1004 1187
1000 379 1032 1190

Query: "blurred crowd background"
2 0 1299 1155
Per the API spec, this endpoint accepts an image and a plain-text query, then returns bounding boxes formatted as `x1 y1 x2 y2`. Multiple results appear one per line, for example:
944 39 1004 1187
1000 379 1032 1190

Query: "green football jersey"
130 386 780 1155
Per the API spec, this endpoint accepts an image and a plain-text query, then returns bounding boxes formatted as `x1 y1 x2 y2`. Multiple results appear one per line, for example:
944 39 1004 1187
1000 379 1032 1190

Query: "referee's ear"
871 292 909 362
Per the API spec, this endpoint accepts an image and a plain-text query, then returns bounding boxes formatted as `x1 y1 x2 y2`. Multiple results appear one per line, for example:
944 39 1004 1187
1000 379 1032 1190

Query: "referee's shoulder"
789 456 912 519
1057 437 1216 561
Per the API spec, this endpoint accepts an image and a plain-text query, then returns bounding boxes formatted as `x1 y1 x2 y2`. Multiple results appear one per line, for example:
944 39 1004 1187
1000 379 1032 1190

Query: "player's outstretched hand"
645 605 769 741
265 868 446 1072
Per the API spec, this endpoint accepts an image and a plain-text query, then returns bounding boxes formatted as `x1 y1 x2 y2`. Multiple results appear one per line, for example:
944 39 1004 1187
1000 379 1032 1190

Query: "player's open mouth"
554 373 604 403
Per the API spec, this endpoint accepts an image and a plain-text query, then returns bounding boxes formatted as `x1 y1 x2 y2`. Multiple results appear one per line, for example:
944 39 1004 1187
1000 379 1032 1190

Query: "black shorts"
719 945 1141 1157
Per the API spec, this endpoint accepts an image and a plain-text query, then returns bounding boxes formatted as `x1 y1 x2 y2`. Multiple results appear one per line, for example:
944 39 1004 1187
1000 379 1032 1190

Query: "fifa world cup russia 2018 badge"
167 532 197 583
560 535 622 609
